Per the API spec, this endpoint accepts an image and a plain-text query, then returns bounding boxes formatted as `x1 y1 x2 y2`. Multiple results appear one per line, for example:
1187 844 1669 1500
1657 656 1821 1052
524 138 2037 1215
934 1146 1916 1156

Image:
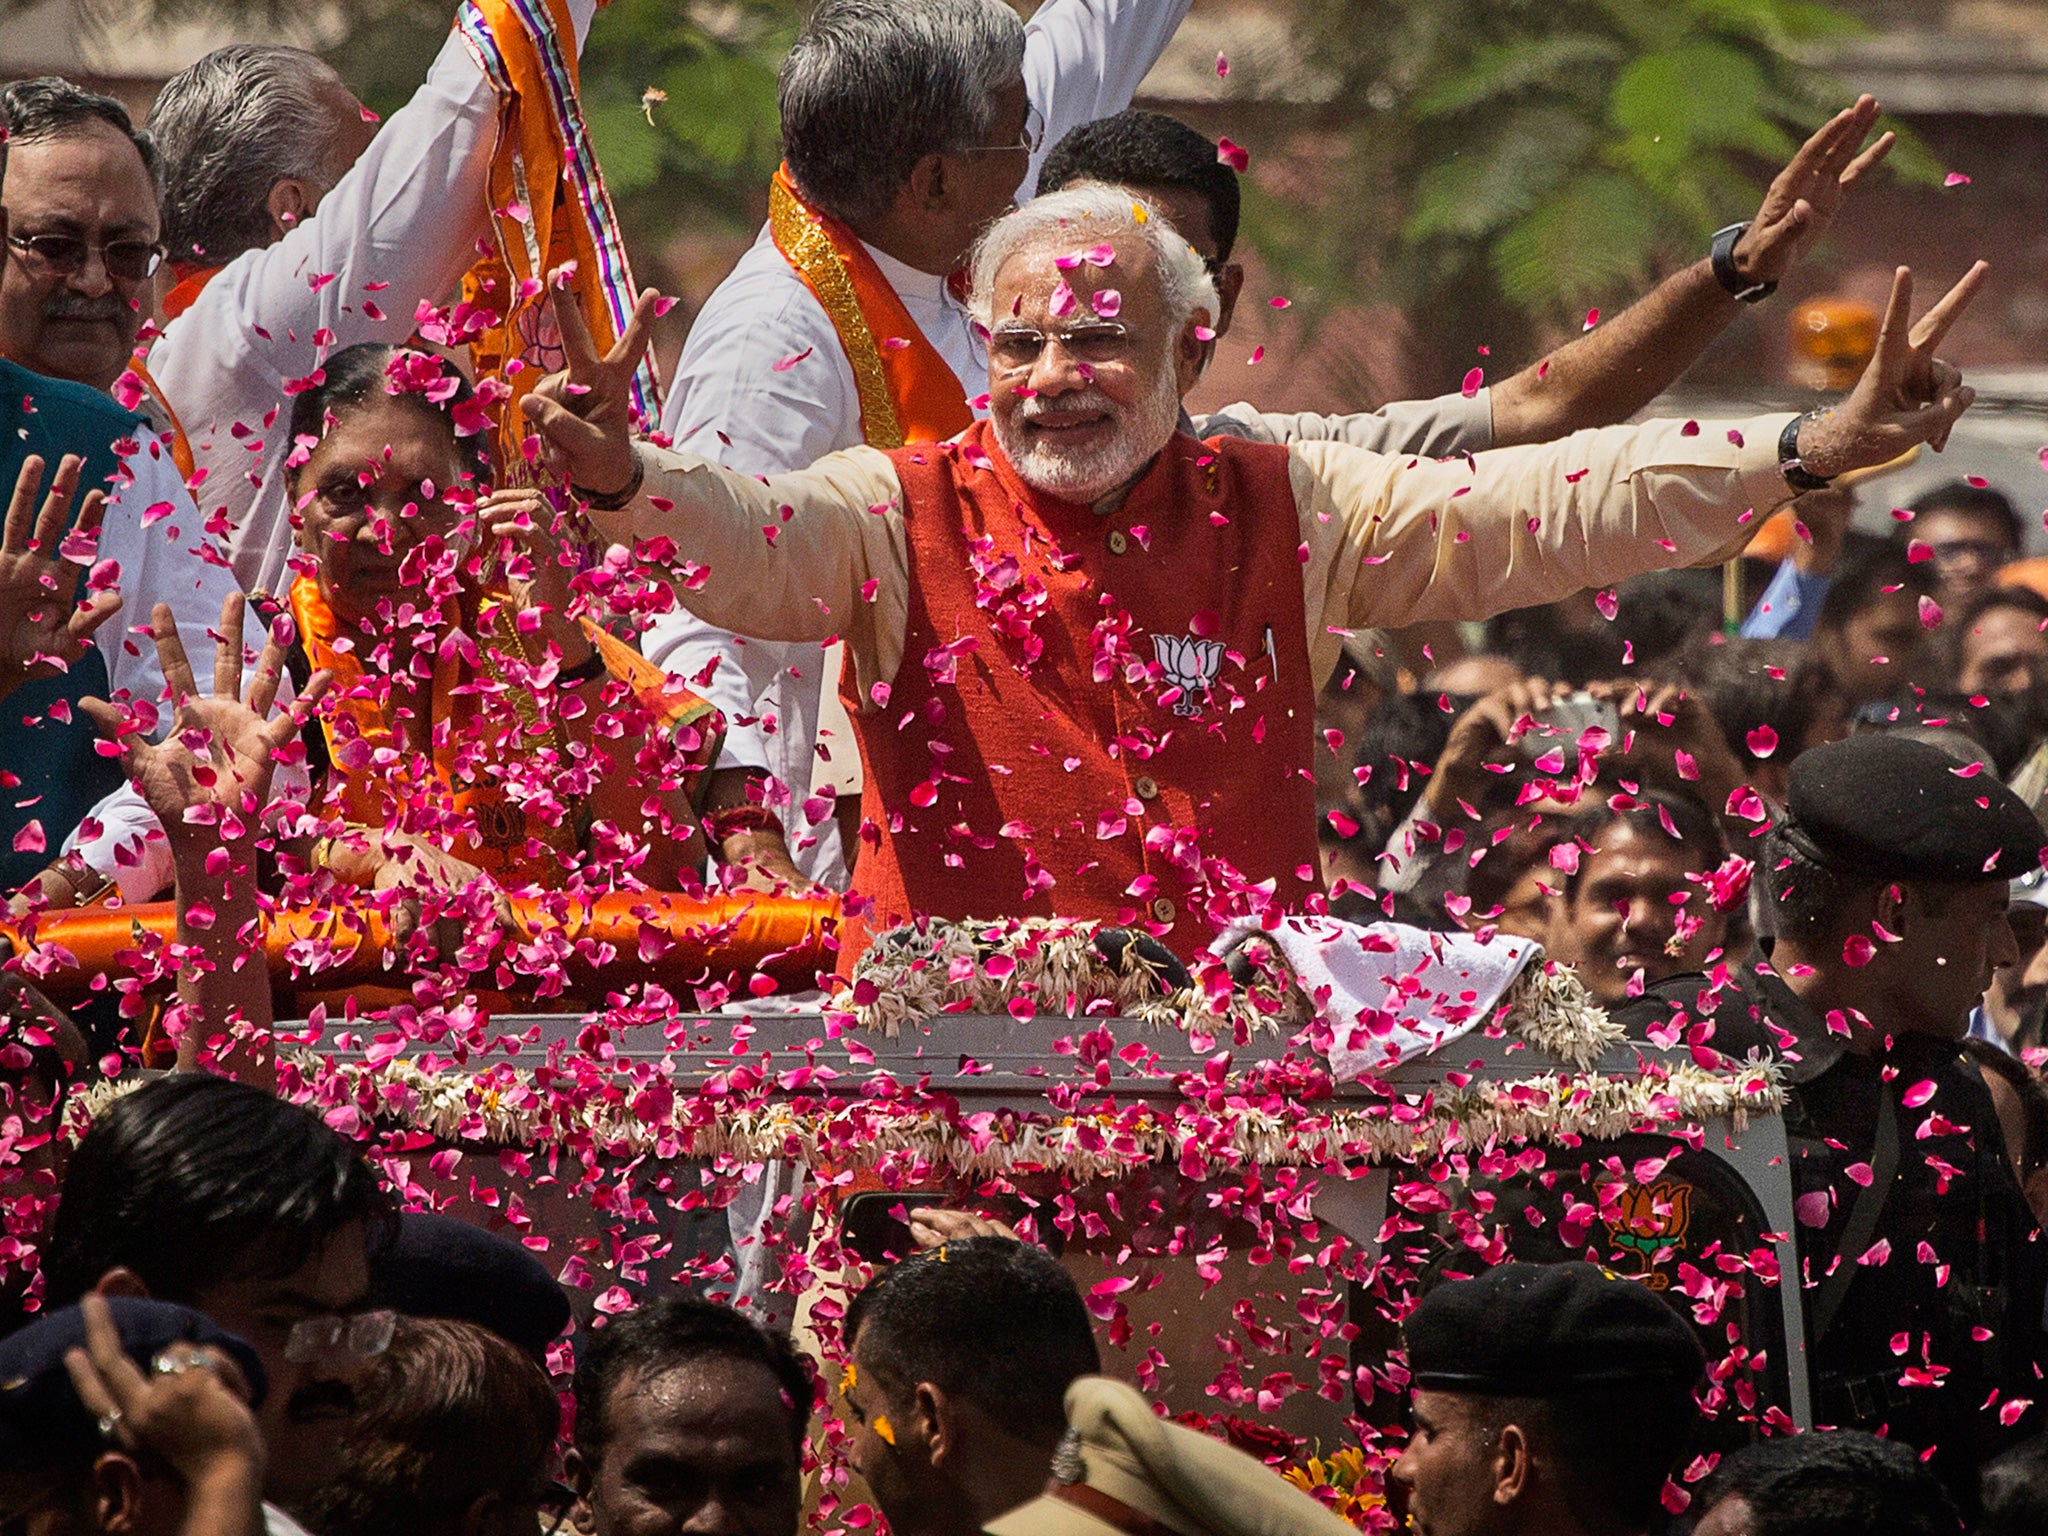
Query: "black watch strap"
1711 222 1777 304
574 451 645 513
1779 410 1832 492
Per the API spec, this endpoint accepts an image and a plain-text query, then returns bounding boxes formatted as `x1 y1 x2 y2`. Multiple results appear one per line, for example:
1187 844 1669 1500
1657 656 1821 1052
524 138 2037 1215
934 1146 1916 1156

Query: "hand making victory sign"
1796 263 1984 480
519 272 663 503
0 454 122 702
1725 94 1895 288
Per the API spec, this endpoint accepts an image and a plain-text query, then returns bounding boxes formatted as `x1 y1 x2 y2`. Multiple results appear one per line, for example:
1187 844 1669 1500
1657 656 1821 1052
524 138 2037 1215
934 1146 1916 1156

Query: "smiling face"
289 392 474 625
1559 819 1725 1004
0 122 160 388
984 232 1203 506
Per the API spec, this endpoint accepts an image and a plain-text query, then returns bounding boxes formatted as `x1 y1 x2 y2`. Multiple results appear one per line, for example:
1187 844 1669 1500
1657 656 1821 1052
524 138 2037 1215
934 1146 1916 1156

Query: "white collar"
861 239 950 307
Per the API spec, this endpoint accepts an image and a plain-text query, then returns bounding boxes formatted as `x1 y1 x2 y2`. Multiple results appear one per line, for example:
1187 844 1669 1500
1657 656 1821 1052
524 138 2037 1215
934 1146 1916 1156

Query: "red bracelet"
704 805 782 844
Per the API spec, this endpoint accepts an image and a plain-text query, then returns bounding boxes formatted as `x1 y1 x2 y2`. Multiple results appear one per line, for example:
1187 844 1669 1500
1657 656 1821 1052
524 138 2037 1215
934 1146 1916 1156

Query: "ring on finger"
152 1345 215 1376
96 1408 123 1440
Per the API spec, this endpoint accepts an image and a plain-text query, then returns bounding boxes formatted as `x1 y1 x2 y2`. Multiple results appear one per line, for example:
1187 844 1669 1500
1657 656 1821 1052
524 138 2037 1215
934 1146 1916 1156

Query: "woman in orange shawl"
280 341 717 932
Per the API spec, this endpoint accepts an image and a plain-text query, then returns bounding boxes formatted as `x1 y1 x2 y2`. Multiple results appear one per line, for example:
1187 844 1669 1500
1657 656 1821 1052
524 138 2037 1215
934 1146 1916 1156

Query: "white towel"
1212 917 1538 1081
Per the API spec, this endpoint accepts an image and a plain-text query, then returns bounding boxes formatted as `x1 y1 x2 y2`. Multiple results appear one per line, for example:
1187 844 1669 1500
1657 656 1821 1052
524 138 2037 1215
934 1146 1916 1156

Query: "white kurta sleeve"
1021 0 1195 192
147 0 599 597
1292 414 1801 690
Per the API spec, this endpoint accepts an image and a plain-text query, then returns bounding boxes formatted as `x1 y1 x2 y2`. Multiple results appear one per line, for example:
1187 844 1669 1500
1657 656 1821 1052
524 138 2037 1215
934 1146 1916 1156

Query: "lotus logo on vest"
1151 632 1225 716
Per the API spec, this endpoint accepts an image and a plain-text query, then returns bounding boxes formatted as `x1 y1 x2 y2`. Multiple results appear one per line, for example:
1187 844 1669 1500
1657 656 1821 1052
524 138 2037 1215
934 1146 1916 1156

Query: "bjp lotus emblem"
1152 632 1224 716
1601 1180 1693 1290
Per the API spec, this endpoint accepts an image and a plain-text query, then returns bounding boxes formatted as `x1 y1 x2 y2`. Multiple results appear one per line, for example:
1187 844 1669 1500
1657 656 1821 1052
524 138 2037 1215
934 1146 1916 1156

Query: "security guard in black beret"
1619 734 2048 1509
1391 1263 1706 1536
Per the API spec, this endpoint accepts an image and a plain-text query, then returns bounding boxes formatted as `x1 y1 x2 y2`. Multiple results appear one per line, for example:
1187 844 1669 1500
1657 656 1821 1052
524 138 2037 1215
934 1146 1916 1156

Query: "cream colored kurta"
599 413 1802 704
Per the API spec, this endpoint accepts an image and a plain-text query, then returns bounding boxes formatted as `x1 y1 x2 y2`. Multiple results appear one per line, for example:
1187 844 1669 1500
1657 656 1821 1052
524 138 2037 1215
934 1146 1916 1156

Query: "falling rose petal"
772 347 814 372
652 295 679 317
1091 289 1122 318
10 820 43 855
1461 367 1484 398
1902 1079 1938 1108
1215 51 1229 78
1247 346 1264 364
1216 137 1249 172
1906 538 1933 564
1795 1190 1833 1227
1194 325 1216 342
1857 1238 1893 1266
1845 1162 1875 1187
1674 749 1698 781
1842 933 1876 966
1269 296 1290 310
2002 1399 2033 1426
1083 243 1116 268
1593 589 1619 621
1326 810 1360 839
1189 610 1220 638
1745 725 1778 758
1049 278 1078 319
1918 594 1943 629
1945 172 1971 186
1583 308 1600 331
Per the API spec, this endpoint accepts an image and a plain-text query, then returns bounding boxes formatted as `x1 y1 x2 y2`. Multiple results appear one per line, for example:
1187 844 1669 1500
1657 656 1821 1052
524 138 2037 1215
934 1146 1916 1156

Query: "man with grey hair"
137 0 604 600
646 0 1190 897
525 184 1982 967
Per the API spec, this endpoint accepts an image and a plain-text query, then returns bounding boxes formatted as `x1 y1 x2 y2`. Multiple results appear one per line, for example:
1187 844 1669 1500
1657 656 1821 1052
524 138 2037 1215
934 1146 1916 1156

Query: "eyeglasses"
955 108 1045 161
988 322 1134 374
284 1308 398 1365
6 232 165 281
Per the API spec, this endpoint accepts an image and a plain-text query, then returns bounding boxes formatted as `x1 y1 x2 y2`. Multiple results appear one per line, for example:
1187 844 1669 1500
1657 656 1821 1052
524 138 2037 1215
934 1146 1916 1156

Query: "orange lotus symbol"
1602 1181 1693 1290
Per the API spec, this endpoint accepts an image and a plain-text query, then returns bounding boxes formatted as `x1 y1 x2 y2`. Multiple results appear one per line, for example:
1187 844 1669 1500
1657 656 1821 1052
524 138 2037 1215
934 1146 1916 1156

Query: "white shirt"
142 0 599 601
649 0 1193 887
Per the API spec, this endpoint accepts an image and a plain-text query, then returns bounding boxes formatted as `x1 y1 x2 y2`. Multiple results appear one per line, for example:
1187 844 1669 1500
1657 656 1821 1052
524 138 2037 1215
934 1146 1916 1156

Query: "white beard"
993 358 1183 506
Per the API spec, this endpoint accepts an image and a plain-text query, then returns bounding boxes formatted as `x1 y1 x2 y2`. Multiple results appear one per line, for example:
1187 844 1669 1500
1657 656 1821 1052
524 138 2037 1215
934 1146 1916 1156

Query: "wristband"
1779 410 1834 492
573 452 645 513
1710 222 1777 304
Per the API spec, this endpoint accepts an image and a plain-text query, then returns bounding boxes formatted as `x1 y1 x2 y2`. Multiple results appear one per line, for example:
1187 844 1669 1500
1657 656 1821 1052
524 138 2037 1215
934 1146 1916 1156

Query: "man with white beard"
522 183 1981 963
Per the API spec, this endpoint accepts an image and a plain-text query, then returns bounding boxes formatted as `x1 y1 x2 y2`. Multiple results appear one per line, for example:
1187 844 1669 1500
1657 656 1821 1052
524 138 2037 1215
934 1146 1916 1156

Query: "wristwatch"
573 451 645 513
1778 409 1833 492
1711 222 1777 304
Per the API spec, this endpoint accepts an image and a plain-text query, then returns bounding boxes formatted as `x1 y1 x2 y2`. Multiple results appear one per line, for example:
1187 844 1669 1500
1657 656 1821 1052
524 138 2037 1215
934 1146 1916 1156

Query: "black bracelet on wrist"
1710 222 1777 304
573 453 645 513
1779 410 1834 492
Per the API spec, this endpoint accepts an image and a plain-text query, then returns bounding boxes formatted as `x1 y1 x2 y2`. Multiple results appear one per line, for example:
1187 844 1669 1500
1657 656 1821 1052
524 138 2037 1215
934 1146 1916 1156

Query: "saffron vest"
843 421 1319 961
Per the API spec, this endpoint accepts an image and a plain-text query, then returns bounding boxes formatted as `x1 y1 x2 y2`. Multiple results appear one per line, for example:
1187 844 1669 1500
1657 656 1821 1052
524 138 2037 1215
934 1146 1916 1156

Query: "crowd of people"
0 0 2044 1529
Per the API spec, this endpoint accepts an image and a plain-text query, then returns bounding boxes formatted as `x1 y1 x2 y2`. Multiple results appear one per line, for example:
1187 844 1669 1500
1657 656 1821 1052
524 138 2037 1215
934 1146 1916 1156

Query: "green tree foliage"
1252 0 1933 381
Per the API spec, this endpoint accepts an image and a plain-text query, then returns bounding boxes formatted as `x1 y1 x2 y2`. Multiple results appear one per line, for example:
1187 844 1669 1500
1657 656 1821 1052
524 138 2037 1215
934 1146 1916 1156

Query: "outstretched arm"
521 281 912 693
1489 98 1895 447
1301 265 1979 685
80 595 330 1087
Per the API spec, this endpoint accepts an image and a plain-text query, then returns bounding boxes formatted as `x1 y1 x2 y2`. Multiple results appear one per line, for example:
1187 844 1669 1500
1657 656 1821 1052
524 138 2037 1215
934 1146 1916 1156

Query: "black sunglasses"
7 232 165 281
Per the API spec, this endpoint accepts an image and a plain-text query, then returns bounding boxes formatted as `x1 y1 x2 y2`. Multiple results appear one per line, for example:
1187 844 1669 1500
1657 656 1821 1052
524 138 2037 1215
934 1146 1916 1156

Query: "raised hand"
78 593 330 854
0 454 122 701
478 485 579 620
1730 96 1894 287
519 274 662 501
1796 266 1980 481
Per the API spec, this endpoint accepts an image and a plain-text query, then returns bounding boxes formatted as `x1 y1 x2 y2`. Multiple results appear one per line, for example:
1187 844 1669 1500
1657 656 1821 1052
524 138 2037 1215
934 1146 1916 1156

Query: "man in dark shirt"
1619 734 2047 1509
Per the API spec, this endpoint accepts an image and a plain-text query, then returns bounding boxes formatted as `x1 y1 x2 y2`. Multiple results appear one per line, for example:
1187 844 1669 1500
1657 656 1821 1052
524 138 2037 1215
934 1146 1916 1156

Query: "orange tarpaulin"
1 891 839 1008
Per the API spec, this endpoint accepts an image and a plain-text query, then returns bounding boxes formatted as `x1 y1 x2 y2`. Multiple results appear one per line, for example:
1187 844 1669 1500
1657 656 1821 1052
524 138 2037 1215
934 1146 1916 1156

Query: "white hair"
968 182 1219 332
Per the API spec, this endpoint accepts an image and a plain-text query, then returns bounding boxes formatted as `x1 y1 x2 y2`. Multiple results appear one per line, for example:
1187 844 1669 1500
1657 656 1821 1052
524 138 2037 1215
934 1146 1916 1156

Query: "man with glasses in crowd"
41 1072 398 1536
0 80 252 913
